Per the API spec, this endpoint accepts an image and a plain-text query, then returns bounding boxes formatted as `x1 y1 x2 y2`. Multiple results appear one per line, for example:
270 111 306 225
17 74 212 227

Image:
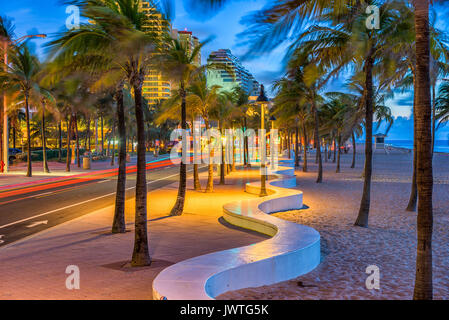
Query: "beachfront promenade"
0 148 448 299
153 160 320 300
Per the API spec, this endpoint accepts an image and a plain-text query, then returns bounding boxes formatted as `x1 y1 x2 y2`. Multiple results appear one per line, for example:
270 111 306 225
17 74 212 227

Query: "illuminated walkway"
152 159 321 300
0 167 266 299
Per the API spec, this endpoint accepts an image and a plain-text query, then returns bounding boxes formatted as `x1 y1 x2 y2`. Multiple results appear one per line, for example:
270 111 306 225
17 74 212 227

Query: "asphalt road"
0 158 205 247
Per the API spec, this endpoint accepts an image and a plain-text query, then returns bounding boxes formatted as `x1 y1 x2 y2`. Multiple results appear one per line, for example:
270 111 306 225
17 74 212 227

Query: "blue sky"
2 0 449 139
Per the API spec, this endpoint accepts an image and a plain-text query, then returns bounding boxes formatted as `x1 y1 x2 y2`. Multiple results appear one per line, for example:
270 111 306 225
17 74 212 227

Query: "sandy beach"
218 146 449 300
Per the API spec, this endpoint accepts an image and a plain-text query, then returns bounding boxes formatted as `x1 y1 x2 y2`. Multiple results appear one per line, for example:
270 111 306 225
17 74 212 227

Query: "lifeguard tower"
374 133 387 150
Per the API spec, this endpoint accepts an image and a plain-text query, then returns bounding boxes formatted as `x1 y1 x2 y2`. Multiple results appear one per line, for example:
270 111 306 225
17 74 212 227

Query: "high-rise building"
206 49 260 96
139 2 202 104
172 29 202 67
139 1 172 104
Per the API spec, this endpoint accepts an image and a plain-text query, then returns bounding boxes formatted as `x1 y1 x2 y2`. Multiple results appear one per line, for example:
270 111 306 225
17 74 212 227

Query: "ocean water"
386 140 449 153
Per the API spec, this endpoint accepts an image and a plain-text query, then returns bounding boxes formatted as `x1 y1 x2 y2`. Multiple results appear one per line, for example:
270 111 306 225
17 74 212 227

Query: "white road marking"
0 167 200 230
26 220 48 228
34 191 53 197
97 179 111 184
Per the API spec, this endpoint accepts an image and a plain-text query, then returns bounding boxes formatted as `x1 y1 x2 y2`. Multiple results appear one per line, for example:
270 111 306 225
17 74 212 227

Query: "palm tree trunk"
170 82 187 216
351 131 356 168
288 129 291 159
193 113 202 191
313 101 322 183
329 140 333 160
112 84 126 234
407 79 418 211
413 0 433 300
25 93 32 177
107 133 111 157
219 127 225 185
355 51 375 228
74 113 80 168
131 73 151 267
232 132 236 172
336 136 341 173
324 142 328 163
295 124 299 167
100 114 104 154
66 116 72 172
302 120 307 172
193 164 201 190
332 139 337 163
243 117 247 165
86 117 91 152
41 102 50 173
58 121 62 162
205 121 214 192
110 121 115 166
12 126 16 149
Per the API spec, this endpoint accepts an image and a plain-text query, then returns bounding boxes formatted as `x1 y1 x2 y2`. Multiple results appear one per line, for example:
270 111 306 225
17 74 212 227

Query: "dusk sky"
2 0 449 139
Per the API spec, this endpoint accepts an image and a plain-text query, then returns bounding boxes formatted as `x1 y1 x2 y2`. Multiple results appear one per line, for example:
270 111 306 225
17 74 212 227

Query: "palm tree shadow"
149 215 173 222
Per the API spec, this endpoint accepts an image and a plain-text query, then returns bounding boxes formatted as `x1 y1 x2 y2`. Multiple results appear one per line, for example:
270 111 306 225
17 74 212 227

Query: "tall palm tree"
231 86 254 168
160 37 223 215
287 49 328 182
187 76 222 192
35 88 56 173
50 0 167 266
0 43 40 177
272 77 311 171
0 16 15 167
413 0 433 301
209 91 235 185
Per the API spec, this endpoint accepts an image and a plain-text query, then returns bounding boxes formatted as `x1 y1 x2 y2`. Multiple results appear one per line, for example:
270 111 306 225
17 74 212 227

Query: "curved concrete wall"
152 159 320 300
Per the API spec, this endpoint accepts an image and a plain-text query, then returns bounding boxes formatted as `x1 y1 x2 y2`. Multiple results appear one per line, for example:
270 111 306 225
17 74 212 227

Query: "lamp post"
1 34 46 173
256 85 268 197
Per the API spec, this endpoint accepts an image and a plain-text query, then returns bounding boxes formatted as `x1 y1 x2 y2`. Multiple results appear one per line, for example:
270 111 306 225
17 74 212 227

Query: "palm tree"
0 43 40 177
0 16 15 167
155 81 201 190
36 89 56 173
50 0 167 266
321 94 352 173
209 91 235 185
187 75 222 192
160 37 213 215
231 86 254 168
436 82 449 128
413 0 433 301
272 77 311 172
287 49 328 182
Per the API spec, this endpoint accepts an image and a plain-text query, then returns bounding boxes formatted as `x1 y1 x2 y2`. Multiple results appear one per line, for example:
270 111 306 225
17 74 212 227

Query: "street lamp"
256 85 269 197
1 33 46 173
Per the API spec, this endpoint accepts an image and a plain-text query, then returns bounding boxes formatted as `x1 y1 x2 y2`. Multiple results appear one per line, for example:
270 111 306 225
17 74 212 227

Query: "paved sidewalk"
0 167 267 299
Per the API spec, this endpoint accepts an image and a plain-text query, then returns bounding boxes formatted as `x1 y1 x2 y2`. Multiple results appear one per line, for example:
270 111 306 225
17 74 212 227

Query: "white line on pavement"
97 179 111 184
33 191 54 197
0 167 199 230
26 220 48 228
